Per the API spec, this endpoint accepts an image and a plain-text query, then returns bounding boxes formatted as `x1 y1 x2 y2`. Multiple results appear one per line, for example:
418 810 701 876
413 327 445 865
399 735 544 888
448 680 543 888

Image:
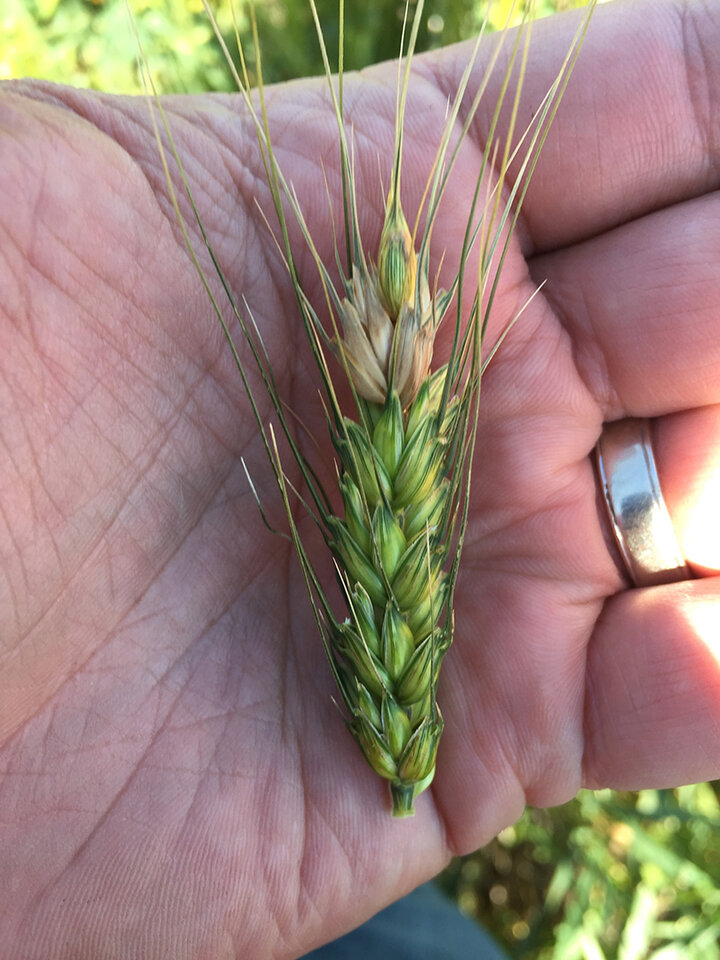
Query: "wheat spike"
323 170 457 816
140 0 596 817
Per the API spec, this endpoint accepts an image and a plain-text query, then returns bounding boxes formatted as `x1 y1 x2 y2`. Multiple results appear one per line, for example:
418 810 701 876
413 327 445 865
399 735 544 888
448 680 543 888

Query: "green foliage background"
6 0 596 91
3 1 718 957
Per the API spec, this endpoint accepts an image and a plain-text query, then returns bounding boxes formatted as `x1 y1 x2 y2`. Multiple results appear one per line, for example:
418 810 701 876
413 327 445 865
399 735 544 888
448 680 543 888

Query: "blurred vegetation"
439 785 720 959
4 1 718 958
4 0 599 92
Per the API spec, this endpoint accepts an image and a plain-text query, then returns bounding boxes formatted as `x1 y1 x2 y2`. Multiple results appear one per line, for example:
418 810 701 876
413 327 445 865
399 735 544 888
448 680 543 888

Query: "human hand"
2 1 719 957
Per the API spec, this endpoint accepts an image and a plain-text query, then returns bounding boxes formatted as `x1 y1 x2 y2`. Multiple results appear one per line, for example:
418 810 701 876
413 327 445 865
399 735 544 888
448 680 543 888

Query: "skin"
2 0 720 956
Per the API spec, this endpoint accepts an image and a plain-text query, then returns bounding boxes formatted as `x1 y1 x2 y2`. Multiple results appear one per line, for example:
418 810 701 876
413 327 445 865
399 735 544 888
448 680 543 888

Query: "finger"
583 577 720 790
430 0 720 251
530 191 720 418
522 0 720 250
654 405 720 575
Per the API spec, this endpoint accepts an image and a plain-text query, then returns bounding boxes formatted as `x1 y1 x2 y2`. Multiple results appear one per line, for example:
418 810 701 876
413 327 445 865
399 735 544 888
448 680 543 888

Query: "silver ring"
595 418 691 587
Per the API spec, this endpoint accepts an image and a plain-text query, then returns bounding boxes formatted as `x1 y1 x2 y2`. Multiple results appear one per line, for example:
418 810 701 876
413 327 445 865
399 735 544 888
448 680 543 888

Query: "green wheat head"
137 0 595 817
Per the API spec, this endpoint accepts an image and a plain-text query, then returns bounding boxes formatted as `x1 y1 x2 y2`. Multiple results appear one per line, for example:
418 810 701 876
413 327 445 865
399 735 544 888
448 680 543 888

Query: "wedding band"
595 418 691 587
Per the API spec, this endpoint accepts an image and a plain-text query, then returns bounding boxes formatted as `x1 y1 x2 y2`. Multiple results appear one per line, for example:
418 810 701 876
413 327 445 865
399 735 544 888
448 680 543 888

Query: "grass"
439 785 720 958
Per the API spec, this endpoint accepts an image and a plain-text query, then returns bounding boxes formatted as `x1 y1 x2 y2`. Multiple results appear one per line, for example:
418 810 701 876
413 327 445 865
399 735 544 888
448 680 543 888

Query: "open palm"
2 2 720 958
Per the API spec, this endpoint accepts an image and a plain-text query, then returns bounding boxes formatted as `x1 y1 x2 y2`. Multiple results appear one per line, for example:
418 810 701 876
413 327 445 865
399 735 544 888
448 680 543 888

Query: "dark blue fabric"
302 881 509 959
